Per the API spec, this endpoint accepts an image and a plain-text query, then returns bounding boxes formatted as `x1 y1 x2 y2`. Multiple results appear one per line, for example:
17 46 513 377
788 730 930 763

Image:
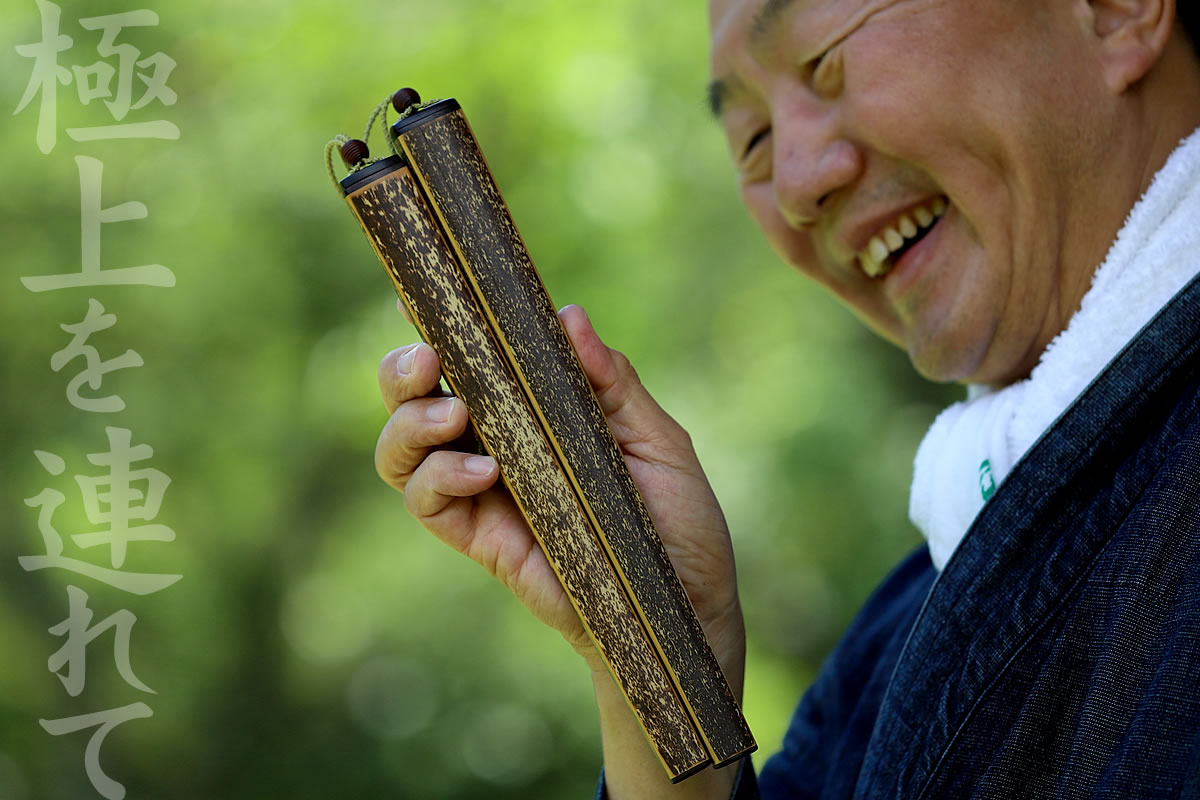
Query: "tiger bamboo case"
333 94 755 782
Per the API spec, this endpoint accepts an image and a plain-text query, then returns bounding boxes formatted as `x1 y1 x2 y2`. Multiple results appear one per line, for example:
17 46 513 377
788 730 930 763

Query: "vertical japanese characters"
14 3 180 799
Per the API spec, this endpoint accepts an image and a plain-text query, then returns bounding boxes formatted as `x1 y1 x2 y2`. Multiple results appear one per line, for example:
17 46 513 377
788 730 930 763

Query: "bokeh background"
0 0 958 797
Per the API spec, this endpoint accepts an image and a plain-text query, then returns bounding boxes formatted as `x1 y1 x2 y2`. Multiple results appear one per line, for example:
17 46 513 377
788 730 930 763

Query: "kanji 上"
20 156 176 292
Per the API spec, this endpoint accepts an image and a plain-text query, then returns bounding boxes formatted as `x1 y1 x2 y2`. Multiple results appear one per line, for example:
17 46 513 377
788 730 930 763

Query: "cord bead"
339 138 370 167
392 88 421 114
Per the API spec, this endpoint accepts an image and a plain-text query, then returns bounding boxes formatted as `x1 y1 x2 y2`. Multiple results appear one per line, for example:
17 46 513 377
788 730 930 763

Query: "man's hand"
374 304 744 677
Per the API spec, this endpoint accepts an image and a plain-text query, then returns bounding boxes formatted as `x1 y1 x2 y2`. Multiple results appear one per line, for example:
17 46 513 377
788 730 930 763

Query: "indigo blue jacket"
602 274 1200 799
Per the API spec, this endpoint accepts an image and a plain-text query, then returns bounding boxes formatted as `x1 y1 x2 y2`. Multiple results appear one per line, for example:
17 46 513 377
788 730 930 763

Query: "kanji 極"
14 0 180 154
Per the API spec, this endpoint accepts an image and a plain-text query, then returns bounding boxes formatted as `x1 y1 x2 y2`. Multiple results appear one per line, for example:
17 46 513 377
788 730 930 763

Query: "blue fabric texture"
760 272 1200 799
599 273 1200 798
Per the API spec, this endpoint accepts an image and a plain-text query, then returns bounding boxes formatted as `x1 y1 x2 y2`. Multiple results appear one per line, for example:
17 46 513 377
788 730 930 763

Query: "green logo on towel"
979 460 996 501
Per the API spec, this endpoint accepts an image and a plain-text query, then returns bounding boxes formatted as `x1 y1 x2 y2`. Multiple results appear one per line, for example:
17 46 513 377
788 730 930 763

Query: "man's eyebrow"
707 78 730 119
707 0 798 118
705 73 750 119
751 0 797 46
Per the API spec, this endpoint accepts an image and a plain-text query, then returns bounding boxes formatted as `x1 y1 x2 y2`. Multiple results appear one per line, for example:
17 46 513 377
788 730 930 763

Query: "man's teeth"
859 197 948 278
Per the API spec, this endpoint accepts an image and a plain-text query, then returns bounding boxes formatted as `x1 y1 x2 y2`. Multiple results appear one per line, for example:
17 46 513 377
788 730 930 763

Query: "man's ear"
1081 0 1176 92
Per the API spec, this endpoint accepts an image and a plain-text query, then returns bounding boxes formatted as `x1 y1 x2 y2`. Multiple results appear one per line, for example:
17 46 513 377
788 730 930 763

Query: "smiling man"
710 0 1198 387
375 0 1200 797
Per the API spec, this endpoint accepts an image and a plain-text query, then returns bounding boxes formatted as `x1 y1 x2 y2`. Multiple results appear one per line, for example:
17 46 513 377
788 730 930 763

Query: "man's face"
709 0 1121 385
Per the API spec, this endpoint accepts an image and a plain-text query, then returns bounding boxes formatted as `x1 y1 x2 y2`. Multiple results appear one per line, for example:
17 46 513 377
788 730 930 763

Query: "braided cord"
324 134 350 196
326 92 446 196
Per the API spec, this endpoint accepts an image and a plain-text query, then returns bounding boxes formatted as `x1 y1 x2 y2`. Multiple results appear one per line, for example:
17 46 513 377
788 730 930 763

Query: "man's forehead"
749 0 797 38
711 0 895 53
710 0 856 66
709 0 797 38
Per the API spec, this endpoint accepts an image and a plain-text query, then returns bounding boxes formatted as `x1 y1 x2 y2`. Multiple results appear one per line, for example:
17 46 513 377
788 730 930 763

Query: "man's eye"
809 45 844 94
742 128 770 160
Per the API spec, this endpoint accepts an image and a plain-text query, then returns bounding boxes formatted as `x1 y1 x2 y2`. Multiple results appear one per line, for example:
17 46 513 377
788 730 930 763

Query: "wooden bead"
392 87 421 114
340 138 370 167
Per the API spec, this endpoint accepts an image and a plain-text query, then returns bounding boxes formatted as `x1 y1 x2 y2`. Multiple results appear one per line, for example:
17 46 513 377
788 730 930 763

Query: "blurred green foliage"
0 0 958 797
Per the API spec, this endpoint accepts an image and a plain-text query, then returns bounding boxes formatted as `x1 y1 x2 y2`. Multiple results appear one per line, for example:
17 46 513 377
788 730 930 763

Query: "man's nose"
772 110 862 228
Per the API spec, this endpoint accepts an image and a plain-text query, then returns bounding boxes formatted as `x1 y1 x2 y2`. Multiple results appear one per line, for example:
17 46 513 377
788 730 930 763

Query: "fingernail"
397 344 418 376
464 455 495 475
560 303 590 324
427 397 456 423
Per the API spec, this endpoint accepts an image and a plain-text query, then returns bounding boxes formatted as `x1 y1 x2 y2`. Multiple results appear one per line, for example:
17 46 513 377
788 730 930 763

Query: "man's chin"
905 336 991 386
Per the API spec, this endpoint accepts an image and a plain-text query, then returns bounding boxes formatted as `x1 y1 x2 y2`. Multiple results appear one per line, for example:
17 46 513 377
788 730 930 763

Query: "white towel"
910 127 1200 571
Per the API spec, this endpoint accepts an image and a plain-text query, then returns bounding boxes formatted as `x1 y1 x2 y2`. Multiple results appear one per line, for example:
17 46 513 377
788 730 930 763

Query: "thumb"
557 304 687 450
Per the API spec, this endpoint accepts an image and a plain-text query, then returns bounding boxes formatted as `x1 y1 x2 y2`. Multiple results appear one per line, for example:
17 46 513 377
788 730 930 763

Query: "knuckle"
374 442 412 491
378 346 407 388
374 419 416 490
379 348 399 379
401 453 448 520
401 481 423 517
401 465 435 518
612 349 642 386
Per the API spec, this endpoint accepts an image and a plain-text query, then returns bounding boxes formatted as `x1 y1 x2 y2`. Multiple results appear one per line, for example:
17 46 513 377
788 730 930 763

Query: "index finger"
379 342 443 415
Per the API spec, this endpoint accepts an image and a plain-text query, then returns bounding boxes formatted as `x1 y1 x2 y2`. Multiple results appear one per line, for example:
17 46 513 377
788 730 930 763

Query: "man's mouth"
857 196 948 278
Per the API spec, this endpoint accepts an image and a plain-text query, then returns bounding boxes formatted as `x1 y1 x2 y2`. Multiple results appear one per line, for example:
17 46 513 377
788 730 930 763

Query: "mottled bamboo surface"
341 99 755 779
397 108 754 768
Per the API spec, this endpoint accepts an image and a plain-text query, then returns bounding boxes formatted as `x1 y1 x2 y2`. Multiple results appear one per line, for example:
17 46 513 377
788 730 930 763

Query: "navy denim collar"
858 271 1200 799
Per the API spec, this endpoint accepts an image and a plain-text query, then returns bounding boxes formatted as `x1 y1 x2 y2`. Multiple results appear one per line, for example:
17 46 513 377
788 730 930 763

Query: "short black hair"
1180 6 1200 53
